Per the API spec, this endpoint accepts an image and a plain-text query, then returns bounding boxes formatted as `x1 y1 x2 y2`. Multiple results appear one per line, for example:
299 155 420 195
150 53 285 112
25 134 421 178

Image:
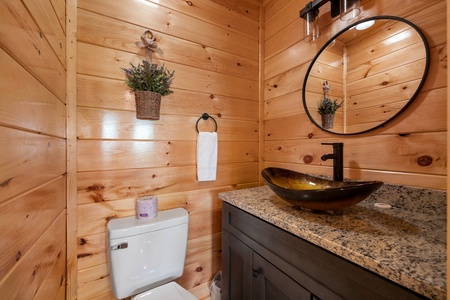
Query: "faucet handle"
321 142 343 146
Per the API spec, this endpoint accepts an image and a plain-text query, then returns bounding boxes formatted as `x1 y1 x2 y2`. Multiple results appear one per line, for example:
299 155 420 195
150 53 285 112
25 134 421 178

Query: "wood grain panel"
0 0 68 299
374 87 447 135
265 18 302 60
77 232 108 271
21 0 66 66
75 0 260 297
208 0 260 21
146 0 259 40
189 209 222 240
34 246 67 300
78 140 258 171
264 62 308 100
0 212 66 299
78 0 258 60
0 127 66 204
77 9 258 81
265 132 446 175
264 0 303 41
0 176 65 281
186 232 222 266
347 60 426 95
77 75 259 119
346 79 421 111
264 90 303 120
77 107 259 141
77 186 251 239
0 0 66 101
0 48 66 137
177 250 222 289
77 42 258 101
77 163 259 205
77 263 112 300
50 0 66 32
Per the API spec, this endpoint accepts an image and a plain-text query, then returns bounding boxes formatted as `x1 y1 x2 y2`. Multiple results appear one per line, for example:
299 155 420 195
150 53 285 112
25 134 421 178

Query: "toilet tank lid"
108 208 189 239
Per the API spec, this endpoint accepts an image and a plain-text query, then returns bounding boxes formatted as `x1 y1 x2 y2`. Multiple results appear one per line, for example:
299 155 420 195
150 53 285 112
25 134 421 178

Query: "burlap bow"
135 30 158 62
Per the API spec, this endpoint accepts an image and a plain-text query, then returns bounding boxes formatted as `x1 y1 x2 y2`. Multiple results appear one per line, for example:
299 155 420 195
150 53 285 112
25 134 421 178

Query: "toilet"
107 208 197 300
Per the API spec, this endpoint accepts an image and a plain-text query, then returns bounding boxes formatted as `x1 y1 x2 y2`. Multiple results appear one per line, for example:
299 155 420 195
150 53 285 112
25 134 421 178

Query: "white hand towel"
197 132 218 181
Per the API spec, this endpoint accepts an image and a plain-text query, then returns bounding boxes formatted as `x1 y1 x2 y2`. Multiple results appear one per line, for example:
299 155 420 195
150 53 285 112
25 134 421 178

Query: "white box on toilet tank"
107 208 189 299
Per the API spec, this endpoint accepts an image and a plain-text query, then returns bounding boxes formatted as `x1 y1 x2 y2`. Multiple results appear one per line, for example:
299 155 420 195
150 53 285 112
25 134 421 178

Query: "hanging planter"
122 60 175 120
134 91 162 120
317 81 343 130
321 113 335 129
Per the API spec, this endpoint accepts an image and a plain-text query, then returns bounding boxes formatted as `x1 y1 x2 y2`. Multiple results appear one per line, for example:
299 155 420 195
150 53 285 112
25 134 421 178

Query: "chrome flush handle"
110 242 128 251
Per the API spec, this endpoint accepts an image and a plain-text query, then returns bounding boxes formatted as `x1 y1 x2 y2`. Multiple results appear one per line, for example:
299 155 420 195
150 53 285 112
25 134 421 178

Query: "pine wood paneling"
0 177 65 280
77 74 259 119
0 1 67 298
0 48 66 137
78 140 258 171
264 1 304 41
76 1 261 298
265 132 446 175
50 0 66 32
77 264 112 300
77 43 258 101
77 163 259 205
78 0 259 60
0 0 66 101
146 0 259 40
21 0 66 66
76 108 259 141
77 9 259 81
0 212 66 299
34 246 67 300
0 127 66 204
208 0 261 21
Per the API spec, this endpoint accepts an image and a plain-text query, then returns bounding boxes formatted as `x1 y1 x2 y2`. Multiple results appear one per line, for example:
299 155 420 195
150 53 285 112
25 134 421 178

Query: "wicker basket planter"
321 114 335 129
134 91 162 120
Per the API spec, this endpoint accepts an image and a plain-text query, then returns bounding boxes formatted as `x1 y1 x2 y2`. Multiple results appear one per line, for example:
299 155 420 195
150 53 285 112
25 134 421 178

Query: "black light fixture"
300 0 360 42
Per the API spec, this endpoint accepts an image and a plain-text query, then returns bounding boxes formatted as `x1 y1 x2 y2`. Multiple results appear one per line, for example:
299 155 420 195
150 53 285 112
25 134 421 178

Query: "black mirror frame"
302 15 430 135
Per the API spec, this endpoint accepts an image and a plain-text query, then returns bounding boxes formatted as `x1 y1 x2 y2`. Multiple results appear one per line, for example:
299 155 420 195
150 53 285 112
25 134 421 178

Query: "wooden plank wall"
263 0 447 189
76 0 262 299
0 0 67 299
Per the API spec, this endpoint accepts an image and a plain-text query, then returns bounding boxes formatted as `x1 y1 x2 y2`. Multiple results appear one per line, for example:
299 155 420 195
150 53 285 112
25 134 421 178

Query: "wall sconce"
300 0 361 42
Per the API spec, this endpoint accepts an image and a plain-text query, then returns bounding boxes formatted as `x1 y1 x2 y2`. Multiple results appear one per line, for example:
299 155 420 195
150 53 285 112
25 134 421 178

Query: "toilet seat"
132 282 197 300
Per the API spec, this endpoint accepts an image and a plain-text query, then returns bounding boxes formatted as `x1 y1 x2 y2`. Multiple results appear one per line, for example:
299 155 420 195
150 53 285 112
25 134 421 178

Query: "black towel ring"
196 113 218 133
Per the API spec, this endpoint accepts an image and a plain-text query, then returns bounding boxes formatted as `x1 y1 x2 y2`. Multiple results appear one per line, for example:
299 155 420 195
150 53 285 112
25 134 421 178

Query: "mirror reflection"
303 16 429 134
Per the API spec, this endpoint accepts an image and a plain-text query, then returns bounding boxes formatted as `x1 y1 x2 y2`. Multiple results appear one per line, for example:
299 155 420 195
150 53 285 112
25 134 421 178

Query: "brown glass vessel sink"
262 168 383 211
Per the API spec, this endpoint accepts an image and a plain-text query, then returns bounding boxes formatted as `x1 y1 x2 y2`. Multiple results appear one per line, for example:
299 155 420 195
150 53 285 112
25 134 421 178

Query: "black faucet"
321 142 344 182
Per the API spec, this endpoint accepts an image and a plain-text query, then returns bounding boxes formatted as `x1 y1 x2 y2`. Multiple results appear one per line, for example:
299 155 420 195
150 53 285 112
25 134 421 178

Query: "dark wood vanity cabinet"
221 202 427 300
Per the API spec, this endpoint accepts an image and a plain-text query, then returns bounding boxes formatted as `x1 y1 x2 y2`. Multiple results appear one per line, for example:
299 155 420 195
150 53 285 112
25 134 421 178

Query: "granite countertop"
219 184 446 300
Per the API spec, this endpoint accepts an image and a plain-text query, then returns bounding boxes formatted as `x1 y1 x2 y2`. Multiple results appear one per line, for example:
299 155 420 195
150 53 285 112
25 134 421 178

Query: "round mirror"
302 16 430 135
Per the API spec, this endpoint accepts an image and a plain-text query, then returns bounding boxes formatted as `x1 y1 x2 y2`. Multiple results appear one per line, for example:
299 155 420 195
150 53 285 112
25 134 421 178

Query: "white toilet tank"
107 208 189 299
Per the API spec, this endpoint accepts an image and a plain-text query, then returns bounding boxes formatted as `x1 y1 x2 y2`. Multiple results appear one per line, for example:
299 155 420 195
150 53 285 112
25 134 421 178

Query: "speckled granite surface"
219 184 446 300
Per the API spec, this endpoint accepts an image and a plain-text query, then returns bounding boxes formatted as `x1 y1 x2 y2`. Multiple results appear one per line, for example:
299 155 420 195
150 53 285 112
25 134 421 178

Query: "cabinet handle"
252 269 260 278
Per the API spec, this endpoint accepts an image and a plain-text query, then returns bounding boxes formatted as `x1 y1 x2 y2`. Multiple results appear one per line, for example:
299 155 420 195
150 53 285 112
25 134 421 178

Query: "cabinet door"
222 230 253 300
253 253 311 300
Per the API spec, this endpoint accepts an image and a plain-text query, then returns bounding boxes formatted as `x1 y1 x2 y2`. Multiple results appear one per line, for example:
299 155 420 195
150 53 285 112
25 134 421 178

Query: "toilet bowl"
107 208 197 300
